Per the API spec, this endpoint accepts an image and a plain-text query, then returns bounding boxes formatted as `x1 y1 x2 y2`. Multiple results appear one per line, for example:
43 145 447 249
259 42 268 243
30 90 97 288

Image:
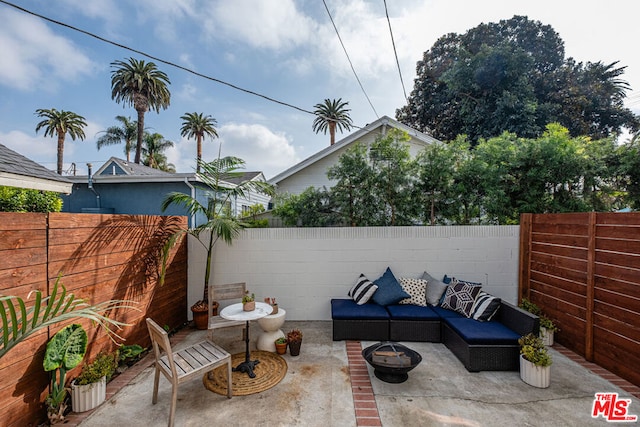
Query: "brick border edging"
346 341 382 427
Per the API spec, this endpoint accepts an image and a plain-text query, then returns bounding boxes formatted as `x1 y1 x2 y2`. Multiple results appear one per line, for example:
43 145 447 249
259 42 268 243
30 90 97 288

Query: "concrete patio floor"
67 321 639 427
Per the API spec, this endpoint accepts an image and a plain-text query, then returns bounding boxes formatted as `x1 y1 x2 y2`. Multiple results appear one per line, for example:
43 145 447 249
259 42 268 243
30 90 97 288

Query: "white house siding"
275 130 430 196
187 225 520 321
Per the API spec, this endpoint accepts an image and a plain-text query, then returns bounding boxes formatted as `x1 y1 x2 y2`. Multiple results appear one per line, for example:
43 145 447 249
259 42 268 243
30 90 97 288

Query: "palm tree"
161 152 274 312
142 132 174 170
110 57 171 164
312 98 354 146
180 112 219 172
35 108 87 175
96 116 138 162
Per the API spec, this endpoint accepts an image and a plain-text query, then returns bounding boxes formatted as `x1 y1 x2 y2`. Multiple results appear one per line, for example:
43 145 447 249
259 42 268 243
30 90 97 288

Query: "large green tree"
96 116 138 162
312 98 354 146
180 112 218 172
34 108 86 175
110 58 171 164
397 15 638 143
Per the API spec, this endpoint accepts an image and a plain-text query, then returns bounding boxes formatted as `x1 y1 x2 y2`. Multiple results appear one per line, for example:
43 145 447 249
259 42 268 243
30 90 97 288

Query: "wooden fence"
519 212 640 387
0 212 187 427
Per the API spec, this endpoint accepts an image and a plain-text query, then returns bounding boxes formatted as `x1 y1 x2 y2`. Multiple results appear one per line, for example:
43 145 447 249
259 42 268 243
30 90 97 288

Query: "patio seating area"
66 321 639 427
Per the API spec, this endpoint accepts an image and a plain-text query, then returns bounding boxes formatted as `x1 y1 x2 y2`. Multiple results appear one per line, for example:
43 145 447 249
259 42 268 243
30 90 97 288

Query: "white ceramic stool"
256 308 286 352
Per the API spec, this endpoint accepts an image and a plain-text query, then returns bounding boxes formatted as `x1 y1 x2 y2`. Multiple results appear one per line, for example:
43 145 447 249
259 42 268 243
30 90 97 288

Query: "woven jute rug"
203 351 287 396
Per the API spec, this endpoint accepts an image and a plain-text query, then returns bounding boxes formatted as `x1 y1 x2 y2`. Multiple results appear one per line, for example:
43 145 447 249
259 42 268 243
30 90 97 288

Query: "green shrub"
76 352 118 385
0 186 62 212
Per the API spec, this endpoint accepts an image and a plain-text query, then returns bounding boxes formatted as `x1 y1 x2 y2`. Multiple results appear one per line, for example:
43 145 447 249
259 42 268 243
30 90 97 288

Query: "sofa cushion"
441 282 482 317
398 277 428 306
444 317 521 344
421 271 449 306
372 267 410 306
431 305 465 319
331 299 390 320
386 304 439 320
348 274 378 305
470 291 501 321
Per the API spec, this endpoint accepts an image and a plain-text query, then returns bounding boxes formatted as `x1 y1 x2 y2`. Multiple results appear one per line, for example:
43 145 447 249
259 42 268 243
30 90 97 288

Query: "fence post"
585 212 596 361
518 213 533 303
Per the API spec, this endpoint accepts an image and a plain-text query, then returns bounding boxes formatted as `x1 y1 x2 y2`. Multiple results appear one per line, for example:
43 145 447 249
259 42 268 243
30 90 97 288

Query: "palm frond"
0 277 137 360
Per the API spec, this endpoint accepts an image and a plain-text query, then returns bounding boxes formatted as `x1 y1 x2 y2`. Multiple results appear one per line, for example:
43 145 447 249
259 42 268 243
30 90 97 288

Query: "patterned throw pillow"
470 291 501 321
348 274 378 305
441 282 482 317
398 277 428 306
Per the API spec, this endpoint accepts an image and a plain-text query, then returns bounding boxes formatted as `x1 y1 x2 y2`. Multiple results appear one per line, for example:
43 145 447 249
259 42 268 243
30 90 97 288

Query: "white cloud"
0 9 96 92
165 122 299 178
203 0 316 50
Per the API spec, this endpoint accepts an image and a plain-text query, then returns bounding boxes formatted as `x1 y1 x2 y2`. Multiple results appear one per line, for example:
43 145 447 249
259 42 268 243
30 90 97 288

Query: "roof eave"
0 172 73 194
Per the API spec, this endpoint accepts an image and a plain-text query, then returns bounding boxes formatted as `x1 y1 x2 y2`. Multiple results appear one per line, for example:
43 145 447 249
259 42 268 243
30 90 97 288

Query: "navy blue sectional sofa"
331 298 539 372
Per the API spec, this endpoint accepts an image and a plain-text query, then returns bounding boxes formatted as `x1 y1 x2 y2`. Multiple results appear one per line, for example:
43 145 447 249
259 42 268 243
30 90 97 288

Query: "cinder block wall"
188 226 520 320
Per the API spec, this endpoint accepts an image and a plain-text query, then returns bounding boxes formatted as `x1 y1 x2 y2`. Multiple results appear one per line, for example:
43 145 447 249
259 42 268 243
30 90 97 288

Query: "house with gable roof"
61 157 270 227
268 115 440 196
0 143 72 193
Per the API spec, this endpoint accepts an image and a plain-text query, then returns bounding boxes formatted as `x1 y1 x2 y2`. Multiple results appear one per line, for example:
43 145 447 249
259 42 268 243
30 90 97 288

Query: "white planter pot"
540 327 554 346
520 355 550 388
71 376 107 412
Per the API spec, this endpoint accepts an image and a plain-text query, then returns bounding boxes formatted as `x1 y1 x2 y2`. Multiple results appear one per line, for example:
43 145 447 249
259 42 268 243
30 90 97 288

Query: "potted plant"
43 324 88 424
275 337 288 355
71 351 118 412
161 154 274 329
265 297 278 314
539 315 560 346
518 333 552 388
287 329 303 356
242 291 256 311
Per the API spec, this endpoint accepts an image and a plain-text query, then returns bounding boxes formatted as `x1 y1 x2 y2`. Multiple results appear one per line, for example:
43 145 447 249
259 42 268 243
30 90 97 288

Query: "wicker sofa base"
442 321 520 372
390 320 441 342
332 319 389 341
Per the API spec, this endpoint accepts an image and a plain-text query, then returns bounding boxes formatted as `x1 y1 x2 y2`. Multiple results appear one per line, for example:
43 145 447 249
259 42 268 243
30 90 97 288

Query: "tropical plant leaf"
0 276 138 360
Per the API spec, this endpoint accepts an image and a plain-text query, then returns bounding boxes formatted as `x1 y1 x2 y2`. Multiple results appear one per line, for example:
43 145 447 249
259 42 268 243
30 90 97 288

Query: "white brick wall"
187 226 520 320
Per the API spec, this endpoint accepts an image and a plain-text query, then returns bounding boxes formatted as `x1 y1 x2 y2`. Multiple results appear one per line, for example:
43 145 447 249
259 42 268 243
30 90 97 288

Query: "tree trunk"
56 131 65 175
196 134 203 172
135 109 144 164
329 122 336 146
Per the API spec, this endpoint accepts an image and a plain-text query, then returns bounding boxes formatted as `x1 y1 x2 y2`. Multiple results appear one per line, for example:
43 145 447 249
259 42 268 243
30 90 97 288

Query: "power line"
321 0 379 119
0 0 319 119
383 0 408 103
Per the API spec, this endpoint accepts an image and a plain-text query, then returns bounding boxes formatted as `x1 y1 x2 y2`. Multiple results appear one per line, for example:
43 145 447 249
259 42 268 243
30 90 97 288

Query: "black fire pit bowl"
362 342 422 383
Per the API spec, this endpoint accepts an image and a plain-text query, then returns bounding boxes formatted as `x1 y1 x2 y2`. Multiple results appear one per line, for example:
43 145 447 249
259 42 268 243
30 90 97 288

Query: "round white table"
257 308 286 352
220 302 271 378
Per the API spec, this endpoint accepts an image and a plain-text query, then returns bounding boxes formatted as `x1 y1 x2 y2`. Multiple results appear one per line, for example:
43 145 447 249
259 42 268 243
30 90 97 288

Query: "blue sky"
1 0 638 179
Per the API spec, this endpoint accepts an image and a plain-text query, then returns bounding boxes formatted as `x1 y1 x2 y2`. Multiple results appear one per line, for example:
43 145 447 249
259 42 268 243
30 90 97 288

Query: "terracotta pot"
270 304 278 314
275 341 287 355
288 340 302 356
192 307 208 330
243 301 255 311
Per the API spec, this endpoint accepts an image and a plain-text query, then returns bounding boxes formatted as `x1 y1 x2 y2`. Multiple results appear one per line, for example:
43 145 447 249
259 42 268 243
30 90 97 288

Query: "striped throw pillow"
348 274 378 305
470 291 501 321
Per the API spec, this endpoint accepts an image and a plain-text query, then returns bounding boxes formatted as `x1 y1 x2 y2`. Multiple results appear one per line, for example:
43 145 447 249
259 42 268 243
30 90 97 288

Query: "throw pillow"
452 277 483 287
398 277 428 306
348 274 378 305
422 271 449 306
372 267 410 306
470 291 502 321
440 282 482 317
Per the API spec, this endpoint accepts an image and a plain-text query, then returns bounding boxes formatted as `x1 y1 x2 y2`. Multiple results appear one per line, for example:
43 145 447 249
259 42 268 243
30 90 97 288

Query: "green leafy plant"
519 298 541 315
242 291 255 304
287 329 303 343
118 344 145 365
43 324 88 423
275 337 287 345
518 333 552 367
540 315 560 332
0 276 137 360
76 352 118 385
